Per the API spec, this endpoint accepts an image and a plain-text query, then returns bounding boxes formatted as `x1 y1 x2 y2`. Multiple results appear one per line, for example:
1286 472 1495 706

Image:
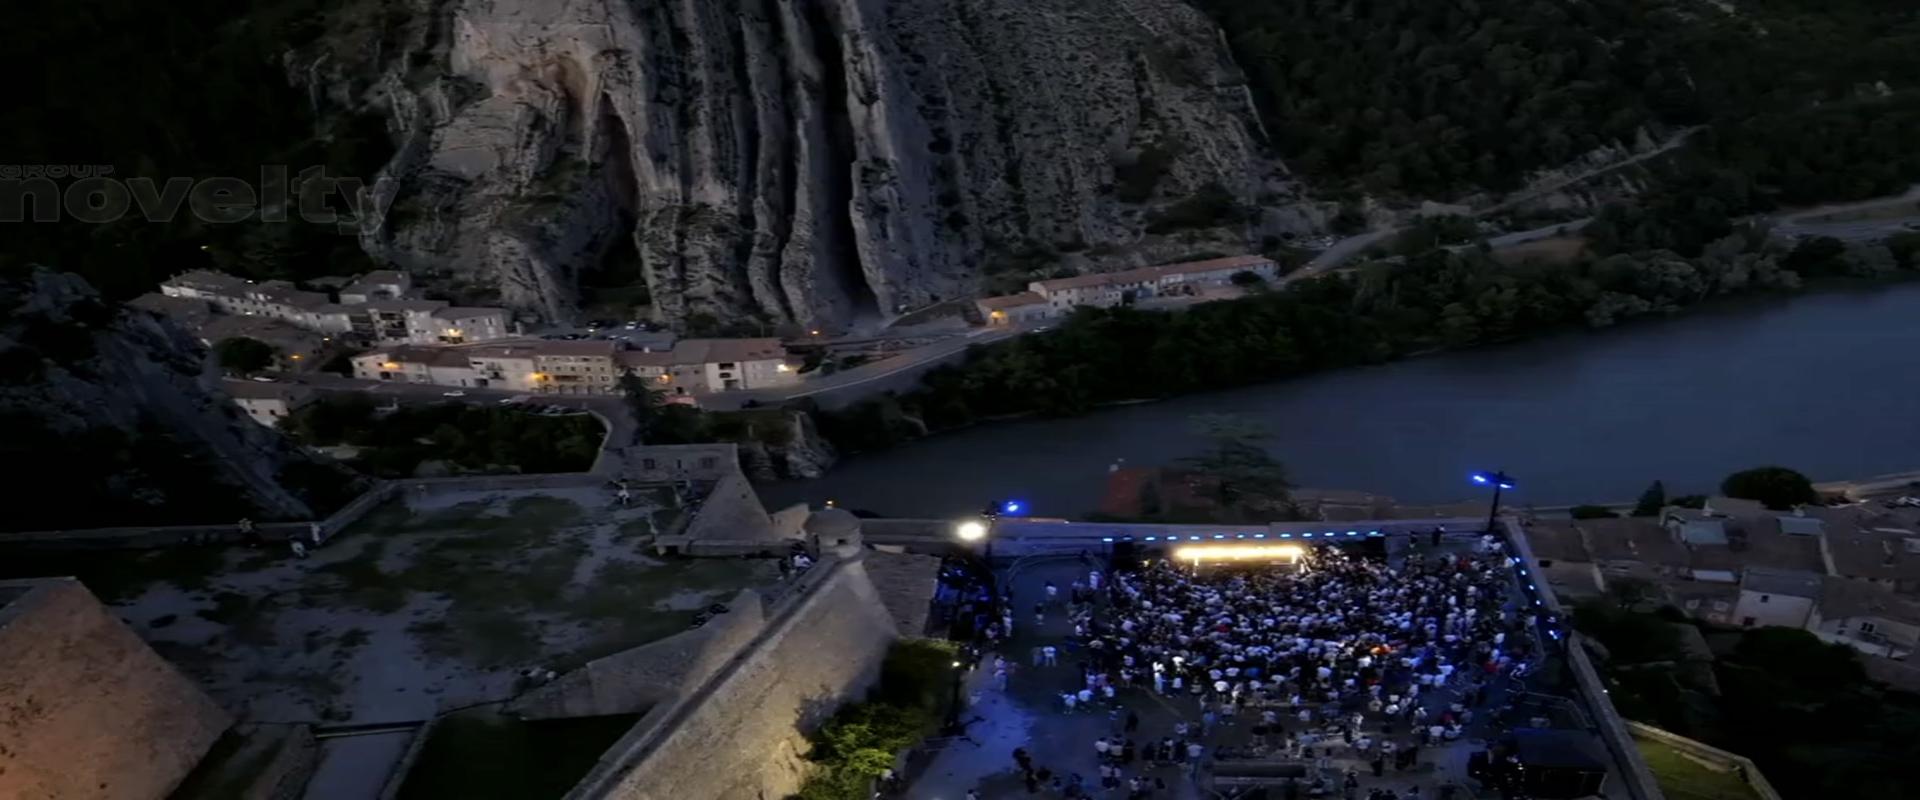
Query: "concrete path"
302 731 414 800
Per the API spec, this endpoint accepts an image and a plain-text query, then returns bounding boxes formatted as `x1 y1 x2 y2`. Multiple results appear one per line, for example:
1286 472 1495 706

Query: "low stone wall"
1501 518 1666 800
0 521 312 550
376 718 441 800
0 578 233 800
562 553 908 800
509 589 769 720
399 472 610 494
1626 722 1783 800
0 471 609 551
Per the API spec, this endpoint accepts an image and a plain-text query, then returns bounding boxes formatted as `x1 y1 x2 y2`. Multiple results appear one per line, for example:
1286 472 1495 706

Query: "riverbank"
760 280 1920 517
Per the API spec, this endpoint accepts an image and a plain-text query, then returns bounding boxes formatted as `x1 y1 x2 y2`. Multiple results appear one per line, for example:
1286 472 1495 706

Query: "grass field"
1634 737 1761 800
396 709 640 800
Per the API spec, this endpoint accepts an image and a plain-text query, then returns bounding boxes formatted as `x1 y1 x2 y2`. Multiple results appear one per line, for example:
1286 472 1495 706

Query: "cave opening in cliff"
578 92 648 320
802 0 881 323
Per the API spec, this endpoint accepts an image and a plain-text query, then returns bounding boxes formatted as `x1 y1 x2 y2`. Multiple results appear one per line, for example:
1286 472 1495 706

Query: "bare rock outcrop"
322 0 1278 328
0 269 342 529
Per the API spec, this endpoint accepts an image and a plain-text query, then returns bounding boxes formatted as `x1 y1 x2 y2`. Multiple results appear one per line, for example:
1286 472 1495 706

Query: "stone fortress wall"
0 578 232 800
557 550 924 800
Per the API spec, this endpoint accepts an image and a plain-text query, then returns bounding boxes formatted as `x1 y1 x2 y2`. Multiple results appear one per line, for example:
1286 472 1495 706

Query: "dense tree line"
1198 0 1700 195
813 229 1920 453
1196 0 1920 199
1577 606 1920 800
285 396 604 478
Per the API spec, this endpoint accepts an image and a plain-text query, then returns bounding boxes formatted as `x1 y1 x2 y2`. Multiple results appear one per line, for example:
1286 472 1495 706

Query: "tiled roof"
1818 576 1920 625
431 306 507 320
1817 506 1920 583
164 270 249 293
1521 520 1593 563
671 338 788 364
616 350 675 369
359 299 448 313
1739 566 1824 598
1580 517 1685 565
976 291 1048 310
532 339 621 357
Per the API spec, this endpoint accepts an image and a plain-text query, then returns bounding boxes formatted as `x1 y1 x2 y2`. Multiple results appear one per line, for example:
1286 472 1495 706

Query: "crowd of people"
943 536 1543 799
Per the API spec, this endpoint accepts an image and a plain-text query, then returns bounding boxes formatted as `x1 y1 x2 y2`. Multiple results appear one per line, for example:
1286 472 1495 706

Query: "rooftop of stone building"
0 580 35 610
1739 566 1824 598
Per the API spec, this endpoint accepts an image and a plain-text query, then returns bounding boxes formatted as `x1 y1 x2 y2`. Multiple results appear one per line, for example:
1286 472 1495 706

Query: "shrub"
795 640 957 799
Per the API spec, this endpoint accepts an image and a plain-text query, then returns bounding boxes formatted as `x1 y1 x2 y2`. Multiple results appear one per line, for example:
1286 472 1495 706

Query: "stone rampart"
562 554 907 800
0 578 232 800
509 589 769 720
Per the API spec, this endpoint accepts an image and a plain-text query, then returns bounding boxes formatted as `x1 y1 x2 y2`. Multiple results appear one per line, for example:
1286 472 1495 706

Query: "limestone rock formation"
0 269 343 529
735 410 837 480
317 0 1279 328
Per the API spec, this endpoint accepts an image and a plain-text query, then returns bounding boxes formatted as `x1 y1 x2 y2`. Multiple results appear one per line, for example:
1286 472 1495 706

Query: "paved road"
1304 127 1703 275
702 323 1035 410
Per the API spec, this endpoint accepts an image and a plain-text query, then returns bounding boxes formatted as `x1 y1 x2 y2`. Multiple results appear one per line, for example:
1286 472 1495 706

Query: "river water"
761 284 1920 518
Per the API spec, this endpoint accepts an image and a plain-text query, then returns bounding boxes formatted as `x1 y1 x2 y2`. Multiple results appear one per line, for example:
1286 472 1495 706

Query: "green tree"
1670 494 1707 509
1721 466 1818 510
618 371 664 444
1179 414 1291 514
649 405 710 445
215 336 277 374
1607 576 1656 610
1632 480 1667 517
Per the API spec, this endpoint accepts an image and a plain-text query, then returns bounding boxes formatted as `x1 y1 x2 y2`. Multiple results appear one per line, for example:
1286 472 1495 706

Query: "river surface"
760 284 1920 518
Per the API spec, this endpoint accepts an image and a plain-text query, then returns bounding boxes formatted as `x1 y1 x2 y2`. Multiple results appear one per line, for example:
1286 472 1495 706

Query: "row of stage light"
1099 530 1386 543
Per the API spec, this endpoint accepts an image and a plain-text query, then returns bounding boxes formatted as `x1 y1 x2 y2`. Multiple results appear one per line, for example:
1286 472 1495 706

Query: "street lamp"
1471 470 1516 534
955 517 993 561
945 659 966 732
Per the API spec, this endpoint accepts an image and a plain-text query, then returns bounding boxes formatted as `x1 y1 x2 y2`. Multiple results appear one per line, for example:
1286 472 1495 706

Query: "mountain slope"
0 270 354 532
331 0 1280 328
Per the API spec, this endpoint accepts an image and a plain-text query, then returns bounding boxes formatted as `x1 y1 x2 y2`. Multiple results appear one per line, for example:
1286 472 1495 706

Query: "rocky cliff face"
0 269 337 529
316 0 1281 328
735 410 837 480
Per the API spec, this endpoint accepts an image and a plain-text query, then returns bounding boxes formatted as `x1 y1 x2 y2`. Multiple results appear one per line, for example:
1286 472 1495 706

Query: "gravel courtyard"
32 485 776 724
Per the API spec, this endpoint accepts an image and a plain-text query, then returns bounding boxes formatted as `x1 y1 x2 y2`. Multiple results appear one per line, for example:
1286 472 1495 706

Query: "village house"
974 291 1051 325
1732 567 1824 629
1520 499 1920 655
222 380 315 428
353 337 800 397
1812 504 1920 594
336 270 411 304
1810 576 1920 659
157 269 513 346
971 254 1280 321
